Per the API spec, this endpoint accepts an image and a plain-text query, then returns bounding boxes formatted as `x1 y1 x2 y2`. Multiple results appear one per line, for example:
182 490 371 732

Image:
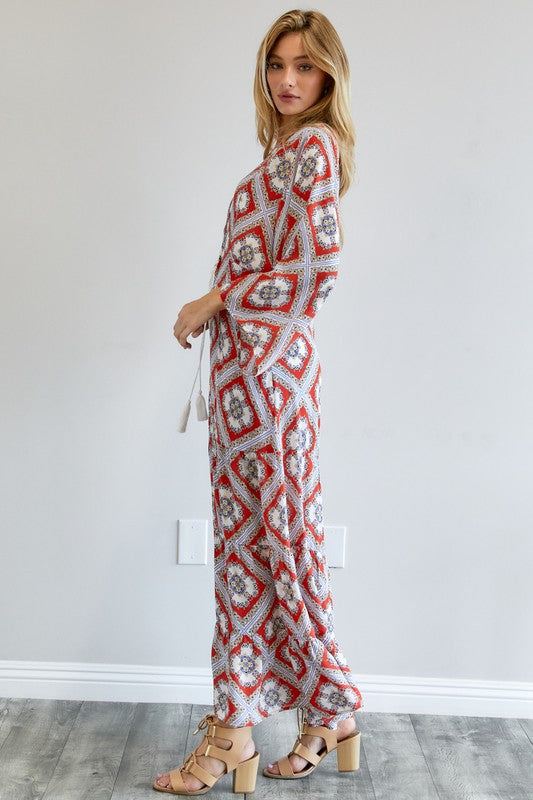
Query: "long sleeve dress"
206 123 363 729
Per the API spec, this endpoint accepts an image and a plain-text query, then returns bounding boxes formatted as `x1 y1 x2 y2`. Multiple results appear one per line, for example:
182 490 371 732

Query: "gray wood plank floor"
0 698 531 799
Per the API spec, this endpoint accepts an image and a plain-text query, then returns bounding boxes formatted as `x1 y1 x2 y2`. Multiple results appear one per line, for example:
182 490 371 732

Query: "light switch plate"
178 519 208 564
323 525 346 568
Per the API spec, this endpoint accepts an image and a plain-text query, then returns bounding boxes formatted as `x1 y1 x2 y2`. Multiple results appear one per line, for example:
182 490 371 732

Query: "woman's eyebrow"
268 53 310 60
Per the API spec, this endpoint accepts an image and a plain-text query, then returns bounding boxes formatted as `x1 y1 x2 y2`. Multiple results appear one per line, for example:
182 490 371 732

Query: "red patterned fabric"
207 124 362 728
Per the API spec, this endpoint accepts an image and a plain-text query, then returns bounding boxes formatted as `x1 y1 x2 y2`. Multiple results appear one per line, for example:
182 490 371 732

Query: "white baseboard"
0 660 532 718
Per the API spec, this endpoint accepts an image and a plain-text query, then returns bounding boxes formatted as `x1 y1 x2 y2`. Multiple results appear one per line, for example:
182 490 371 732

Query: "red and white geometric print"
207 124 363 729
229 225 271 280
218 375 261 441
213 474 252 540
292 135 332 201
243 273 297 312
262 137 300 201
308 197 340 254
234 180 256 222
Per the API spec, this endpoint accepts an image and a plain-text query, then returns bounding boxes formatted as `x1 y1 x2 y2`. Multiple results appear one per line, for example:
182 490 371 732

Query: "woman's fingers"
172 296 213 349
178 326 192 348
173 318 191 349
174 320 205 349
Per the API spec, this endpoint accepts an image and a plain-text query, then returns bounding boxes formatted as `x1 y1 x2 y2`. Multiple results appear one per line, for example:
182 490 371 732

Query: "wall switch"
178 519 208 564
323 525 346 568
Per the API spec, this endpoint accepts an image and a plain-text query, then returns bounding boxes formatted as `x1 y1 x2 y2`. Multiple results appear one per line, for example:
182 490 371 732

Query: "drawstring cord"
177 324 208 432
296 706 308 740
177 262 219 433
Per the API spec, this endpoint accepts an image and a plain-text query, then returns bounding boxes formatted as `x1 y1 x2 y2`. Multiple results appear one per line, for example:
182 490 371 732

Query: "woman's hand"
173 287 225 349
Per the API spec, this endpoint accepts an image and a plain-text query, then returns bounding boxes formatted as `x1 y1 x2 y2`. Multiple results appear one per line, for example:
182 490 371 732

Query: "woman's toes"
267 754 308 775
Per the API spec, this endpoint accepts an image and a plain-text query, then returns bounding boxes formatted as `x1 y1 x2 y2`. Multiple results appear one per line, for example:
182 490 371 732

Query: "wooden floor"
0 698 532 799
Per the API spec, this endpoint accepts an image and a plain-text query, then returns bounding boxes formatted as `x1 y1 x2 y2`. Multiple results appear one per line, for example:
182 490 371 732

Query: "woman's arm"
217 125 341 376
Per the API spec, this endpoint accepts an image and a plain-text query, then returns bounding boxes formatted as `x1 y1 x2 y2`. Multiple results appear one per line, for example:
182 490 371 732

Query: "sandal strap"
203 743 233 769
302 723 338 753
292 740 321 765
278 754 296 776
168 766 188 792
184 758 218 787
268 711 345 779
206 722 252 773
180 712 253 781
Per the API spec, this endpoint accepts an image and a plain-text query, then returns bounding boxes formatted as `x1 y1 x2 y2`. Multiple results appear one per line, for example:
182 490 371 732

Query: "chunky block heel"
336 731 360 771
232 751 260 793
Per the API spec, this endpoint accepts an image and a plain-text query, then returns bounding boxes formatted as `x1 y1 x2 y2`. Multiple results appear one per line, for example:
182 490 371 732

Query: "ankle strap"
296 709 338 753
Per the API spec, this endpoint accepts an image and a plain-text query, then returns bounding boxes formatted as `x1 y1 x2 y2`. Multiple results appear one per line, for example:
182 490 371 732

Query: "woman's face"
266 32 329 119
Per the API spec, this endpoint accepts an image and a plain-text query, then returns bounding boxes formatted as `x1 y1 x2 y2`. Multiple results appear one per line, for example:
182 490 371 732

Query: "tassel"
177 399 191 433
195 325 208 422
177 321 209 433
196 390 208 420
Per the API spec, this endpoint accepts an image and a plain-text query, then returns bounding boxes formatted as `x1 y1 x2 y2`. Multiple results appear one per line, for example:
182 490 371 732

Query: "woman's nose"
280 66 297 87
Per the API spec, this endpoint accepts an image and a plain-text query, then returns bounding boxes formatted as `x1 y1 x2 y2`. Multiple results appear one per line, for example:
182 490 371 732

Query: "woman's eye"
266 62 313 71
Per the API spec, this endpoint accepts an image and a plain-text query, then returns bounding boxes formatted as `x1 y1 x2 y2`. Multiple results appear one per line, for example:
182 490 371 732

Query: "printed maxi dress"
206 123 363 729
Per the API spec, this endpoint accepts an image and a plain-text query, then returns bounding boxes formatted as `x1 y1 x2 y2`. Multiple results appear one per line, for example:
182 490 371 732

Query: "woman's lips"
279 94 299 102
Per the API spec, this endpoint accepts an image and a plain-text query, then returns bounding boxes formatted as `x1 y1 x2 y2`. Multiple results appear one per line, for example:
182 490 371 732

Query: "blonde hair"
253 9 355 199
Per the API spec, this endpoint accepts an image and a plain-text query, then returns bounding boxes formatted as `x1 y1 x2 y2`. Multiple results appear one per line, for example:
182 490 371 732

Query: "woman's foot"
155 721 256 792
266 715 356 776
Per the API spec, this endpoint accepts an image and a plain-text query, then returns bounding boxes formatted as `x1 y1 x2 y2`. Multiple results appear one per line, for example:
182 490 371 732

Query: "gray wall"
1 1 531 700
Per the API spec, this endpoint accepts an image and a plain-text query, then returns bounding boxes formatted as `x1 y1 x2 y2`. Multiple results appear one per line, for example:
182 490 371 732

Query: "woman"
154 9 362 795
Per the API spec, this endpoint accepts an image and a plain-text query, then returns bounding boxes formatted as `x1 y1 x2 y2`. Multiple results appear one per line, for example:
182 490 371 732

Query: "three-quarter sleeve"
219 125 341 377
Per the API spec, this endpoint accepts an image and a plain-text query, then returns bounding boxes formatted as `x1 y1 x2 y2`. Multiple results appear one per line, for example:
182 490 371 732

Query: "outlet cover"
178 519 208 564
323 525 346 568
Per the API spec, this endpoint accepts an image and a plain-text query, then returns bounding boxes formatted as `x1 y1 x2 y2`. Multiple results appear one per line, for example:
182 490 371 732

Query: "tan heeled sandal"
153 712 260 795
262 707 360 779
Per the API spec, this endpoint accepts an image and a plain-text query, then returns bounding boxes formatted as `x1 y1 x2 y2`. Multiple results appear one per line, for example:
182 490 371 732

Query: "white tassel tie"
177 261 220 434
177 322 208 433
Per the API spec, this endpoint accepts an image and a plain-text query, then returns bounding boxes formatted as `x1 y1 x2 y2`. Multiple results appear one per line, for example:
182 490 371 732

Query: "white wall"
1 0 532 706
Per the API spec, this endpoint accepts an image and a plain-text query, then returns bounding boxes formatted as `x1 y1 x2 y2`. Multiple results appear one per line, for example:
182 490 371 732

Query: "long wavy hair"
254 9 355 200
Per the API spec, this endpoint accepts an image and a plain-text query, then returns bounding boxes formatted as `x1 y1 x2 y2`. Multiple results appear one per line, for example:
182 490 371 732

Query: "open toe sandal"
263 708 360 779
153 712 260 795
